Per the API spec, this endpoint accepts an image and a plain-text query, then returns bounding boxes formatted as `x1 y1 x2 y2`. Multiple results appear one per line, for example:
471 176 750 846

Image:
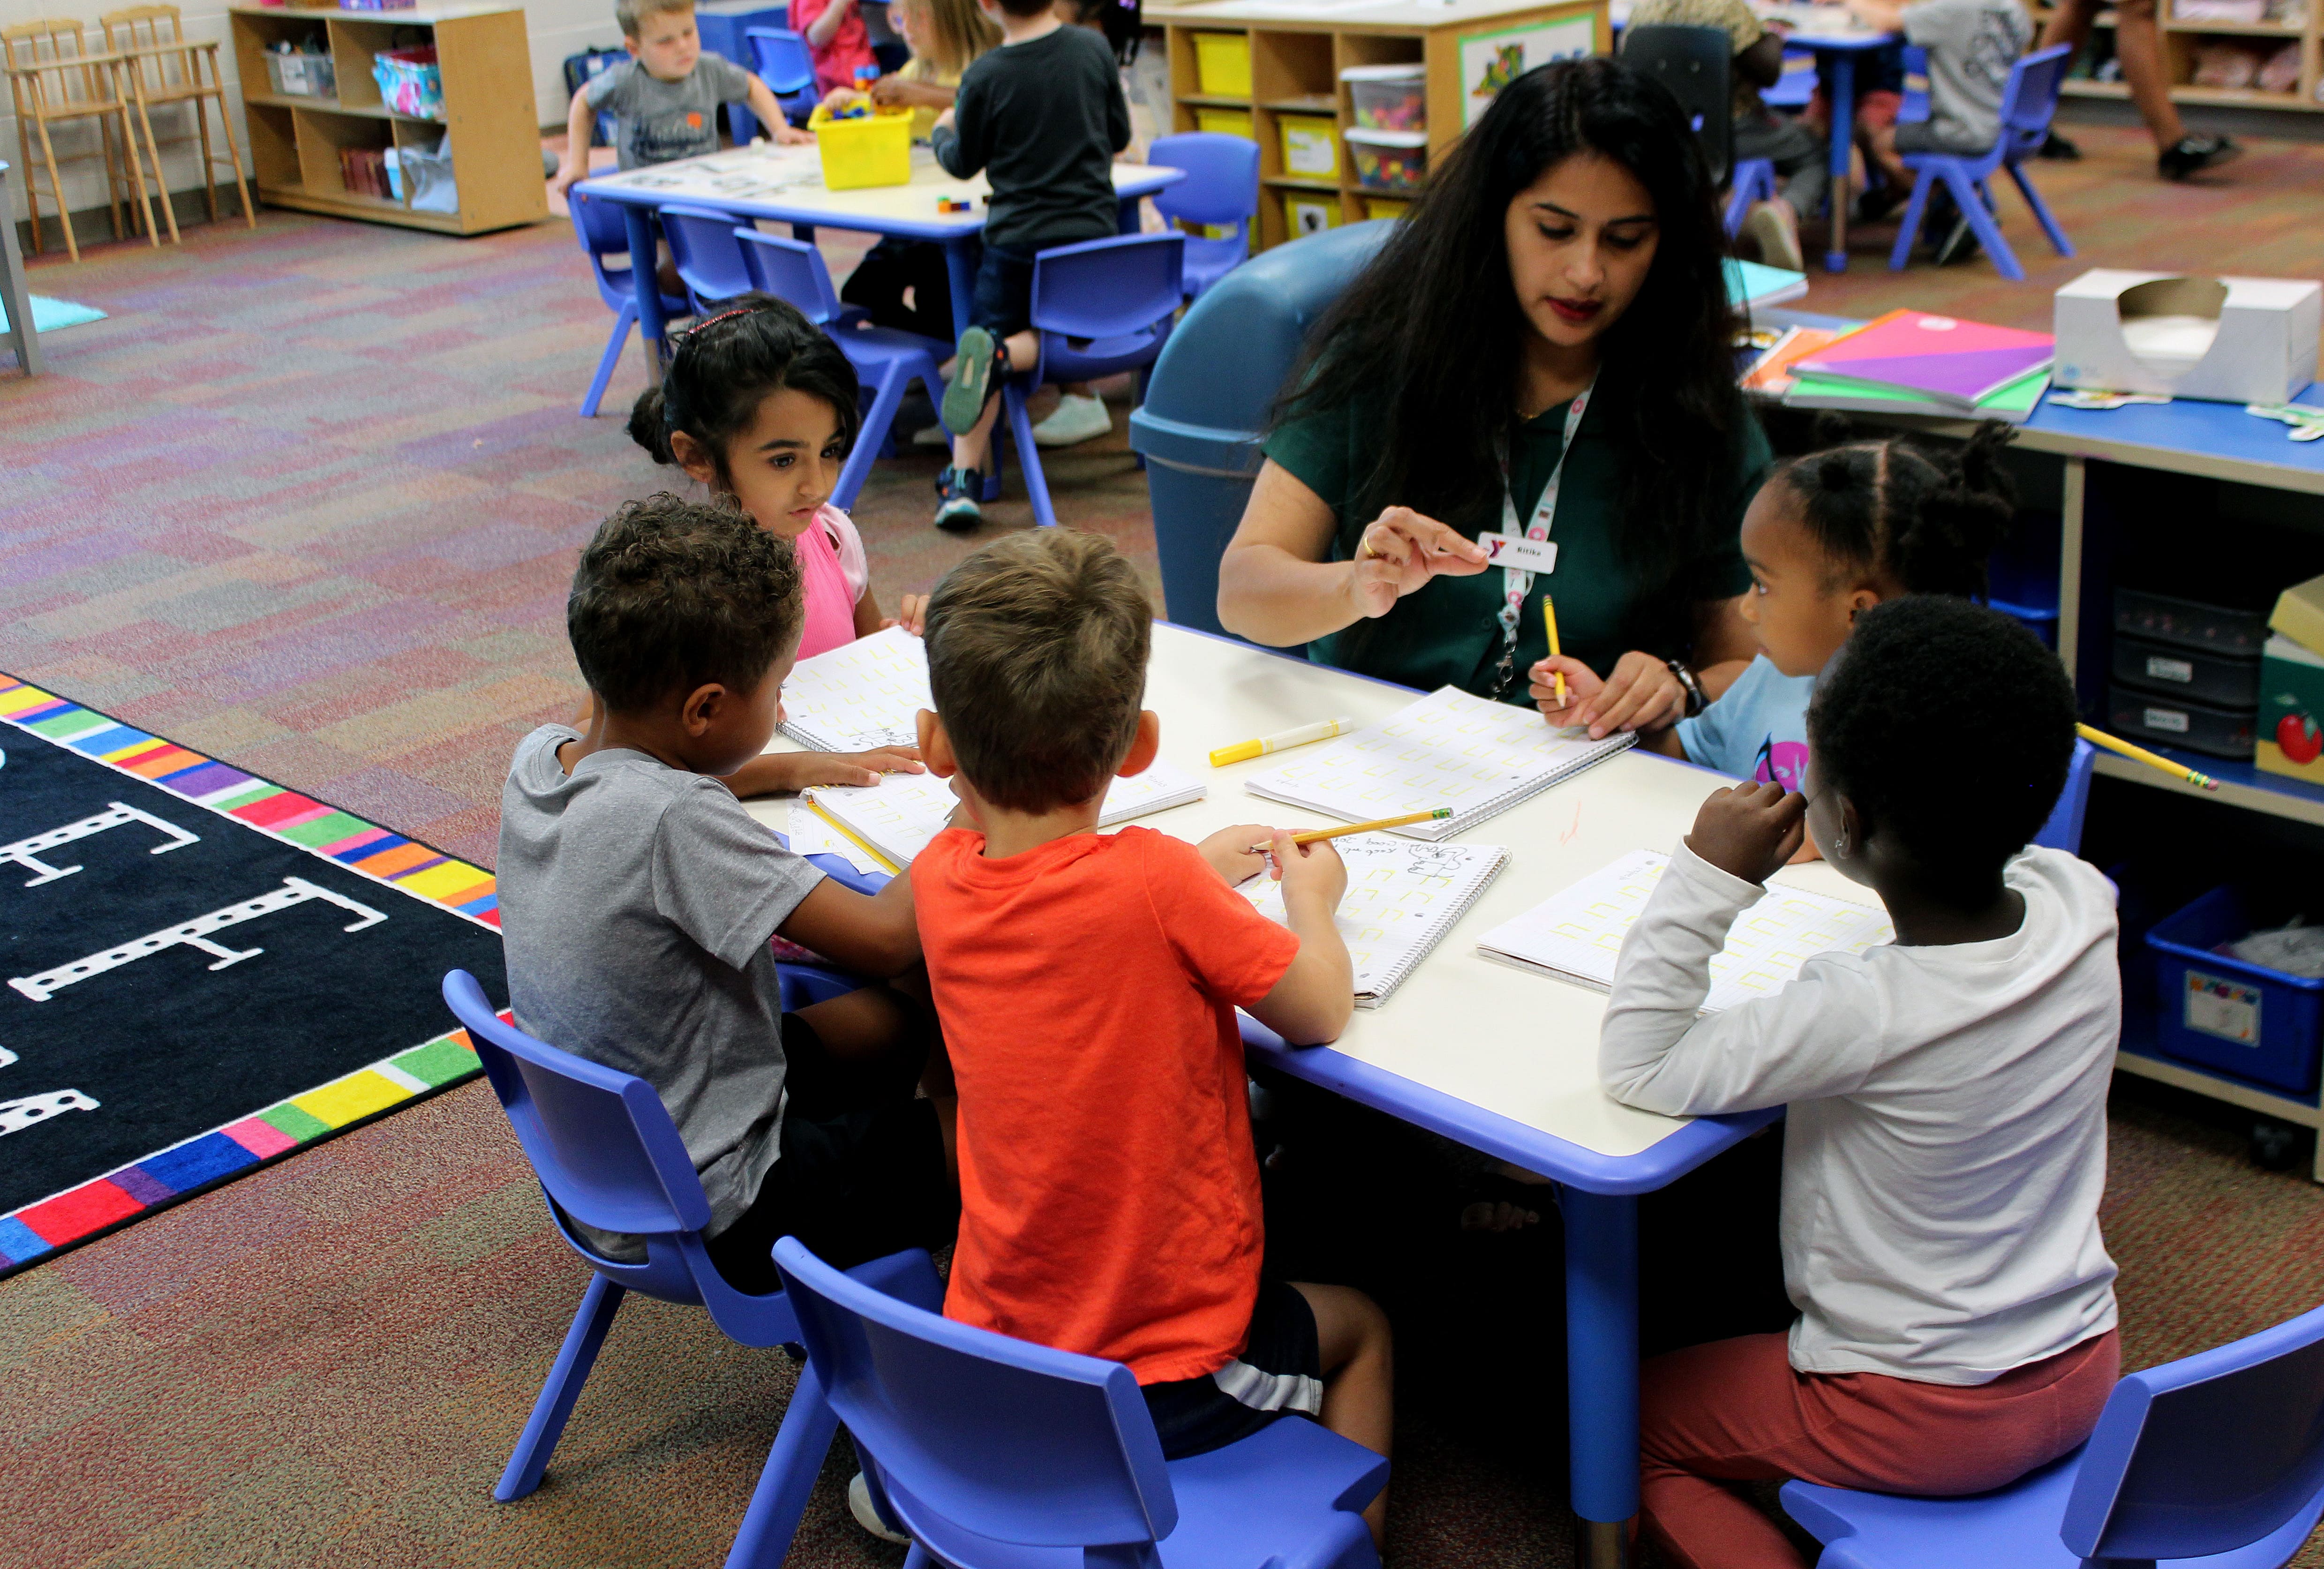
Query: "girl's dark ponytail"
1780 421 2015 599
628 385 677 465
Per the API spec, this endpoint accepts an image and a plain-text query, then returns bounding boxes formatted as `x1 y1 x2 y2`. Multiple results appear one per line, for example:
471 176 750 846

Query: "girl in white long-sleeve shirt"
1602 596 2121 1569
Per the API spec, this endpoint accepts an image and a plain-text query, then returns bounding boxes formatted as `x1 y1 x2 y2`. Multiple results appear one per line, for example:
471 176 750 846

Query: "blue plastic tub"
2146 886 2324 1097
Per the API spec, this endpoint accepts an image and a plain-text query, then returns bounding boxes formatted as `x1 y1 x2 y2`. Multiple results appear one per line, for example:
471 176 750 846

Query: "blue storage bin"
2146 885 2324 1096
1128 221 1393 635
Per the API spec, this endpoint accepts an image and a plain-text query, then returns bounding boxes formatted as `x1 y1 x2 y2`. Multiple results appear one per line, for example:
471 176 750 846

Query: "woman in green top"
1216 57 1771 736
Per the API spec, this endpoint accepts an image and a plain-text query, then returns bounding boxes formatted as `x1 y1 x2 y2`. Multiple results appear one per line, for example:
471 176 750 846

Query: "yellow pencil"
2076 723 2220 793
805 796 904 874
1247 809 1453 851
1543 596 1565 705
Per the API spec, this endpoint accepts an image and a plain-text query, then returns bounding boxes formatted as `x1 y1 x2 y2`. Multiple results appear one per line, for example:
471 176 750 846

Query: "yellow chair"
100 5 255 242
2 17 157 261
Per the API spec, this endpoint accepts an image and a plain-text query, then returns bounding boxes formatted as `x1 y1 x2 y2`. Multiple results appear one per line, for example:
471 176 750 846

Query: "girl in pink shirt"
628 293 929 798
793 0 877 97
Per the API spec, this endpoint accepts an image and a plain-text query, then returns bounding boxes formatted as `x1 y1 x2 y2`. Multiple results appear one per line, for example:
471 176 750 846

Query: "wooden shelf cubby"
227 4 546 234
1155 0 1608 252
2029 0 2324 113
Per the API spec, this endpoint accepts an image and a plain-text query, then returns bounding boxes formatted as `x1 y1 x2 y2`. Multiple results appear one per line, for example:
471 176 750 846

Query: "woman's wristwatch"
1665 659 1707 718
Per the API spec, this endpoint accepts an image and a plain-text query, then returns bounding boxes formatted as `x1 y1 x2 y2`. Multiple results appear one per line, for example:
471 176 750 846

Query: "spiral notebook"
1474 849 1893 1013
1242 686 1636 841
805 764 1206 870
1237 835 1508 1007
779 626 933 754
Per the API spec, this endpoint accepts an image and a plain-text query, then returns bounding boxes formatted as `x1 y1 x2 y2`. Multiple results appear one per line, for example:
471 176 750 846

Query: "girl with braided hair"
1630 420 2017 811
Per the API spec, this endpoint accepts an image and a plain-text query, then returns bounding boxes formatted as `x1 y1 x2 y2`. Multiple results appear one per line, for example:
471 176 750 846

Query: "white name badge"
1478 533 1559 573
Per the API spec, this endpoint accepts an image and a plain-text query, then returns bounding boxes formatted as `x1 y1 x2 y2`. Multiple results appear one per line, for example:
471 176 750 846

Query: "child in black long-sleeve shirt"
926 0 1128 529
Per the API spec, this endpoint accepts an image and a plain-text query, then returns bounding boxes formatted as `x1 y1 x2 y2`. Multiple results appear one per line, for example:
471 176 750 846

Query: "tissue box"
2053 269 2320 404
2258 636 2324 784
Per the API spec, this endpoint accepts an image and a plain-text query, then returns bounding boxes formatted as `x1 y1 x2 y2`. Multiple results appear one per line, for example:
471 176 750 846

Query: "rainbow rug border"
0 673 502 1279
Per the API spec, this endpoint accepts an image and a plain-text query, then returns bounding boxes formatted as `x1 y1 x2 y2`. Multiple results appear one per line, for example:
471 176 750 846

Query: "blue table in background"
1766 19 1898 272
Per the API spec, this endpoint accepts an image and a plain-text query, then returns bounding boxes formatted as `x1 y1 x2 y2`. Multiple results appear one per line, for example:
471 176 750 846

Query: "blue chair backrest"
571 187 631 266
1146 131 1260 232
661 203 757 306
444 970 711 1240
1898 44 1929 125
1999 45 2072 154
2062 1300 2324 1562
1030 232 1185 342
2031 738 2095 855
735 226 843 325
1620 24 1733 187
773 1236 1182 1561
746 26 816 98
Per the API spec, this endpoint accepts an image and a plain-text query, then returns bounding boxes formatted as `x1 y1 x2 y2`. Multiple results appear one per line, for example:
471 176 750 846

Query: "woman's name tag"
1478 533 1558 573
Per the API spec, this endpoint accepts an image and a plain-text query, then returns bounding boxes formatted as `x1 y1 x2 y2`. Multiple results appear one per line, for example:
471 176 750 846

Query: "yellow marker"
2076 723 2220 793
1210 715 1356 767
1247 809 1453 851
1543 596 1566 705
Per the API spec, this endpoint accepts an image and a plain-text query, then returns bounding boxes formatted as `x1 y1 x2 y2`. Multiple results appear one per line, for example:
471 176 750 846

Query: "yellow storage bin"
1195 106 1255 139
1282 191 1340 239
1193 32 1251 97
1365 197 1411 221
808 101 912 190
1277 113 1338 180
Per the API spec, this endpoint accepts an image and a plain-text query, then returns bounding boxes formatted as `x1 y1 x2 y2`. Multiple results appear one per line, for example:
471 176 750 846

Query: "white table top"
745 623 1863 1167
575 143 1181 240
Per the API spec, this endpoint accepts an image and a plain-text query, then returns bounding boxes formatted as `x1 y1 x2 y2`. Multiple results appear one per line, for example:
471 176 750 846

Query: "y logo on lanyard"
1482 384 1593 698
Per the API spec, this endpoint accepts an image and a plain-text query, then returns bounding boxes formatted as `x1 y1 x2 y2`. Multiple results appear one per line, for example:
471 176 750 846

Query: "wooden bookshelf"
2025 0 2324 115
228 4 545 235
1153 0 1609 252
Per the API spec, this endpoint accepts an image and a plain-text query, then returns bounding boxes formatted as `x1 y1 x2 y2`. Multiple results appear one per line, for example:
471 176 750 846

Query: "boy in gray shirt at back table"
549 0 809 199
498 493 955 1293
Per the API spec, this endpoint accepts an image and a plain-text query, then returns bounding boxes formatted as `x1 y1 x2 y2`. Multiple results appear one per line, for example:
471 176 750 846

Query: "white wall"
2 0 608 225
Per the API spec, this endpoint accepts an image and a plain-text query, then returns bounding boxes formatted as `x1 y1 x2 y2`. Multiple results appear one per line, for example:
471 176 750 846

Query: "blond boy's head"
618 0 699 78
924 531 1152 815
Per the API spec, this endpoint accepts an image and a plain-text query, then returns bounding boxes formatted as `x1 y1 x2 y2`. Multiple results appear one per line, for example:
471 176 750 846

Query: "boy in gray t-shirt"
549 0 809 198
497 494 953 1291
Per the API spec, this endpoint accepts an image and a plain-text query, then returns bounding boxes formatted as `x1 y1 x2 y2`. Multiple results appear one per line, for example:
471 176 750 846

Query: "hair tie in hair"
685 308 754 338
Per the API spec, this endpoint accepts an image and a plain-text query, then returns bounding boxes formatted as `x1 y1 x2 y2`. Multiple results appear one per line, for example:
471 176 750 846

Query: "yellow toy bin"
1282 191 1340 239
1277 113 1338 179
1365 197 1411 220
1195 106 1255 139
808 102 913 190
1193 32 1252 97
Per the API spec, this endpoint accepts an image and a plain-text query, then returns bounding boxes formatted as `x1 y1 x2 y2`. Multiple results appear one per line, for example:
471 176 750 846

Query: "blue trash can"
1128 221 1394 638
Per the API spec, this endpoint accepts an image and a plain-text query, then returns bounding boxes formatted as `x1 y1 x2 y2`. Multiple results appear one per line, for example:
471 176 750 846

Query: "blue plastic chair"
745 27 818 126
1781 1300 2324 1569
2031 738 2096 856
661 203 759 314
1887 44 2075 283
735 226 949 510
1725 157 1777 238
572 188 690 418
1764 45 1816 110
770 1236 1390 1569
441 964 910 1569
1001 231 1185 530
1146 133 1259 300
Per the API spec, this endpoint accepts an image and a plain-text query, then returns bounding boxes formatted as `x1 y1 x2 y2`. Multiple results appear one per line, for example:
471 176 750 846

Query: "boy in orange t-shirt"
911 530 1393 1544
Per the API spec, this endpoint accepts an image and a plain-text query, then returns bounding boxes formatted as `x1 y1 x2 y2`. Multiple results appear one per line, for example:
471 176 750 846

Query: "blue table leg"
1565 1185 1640 1569
623 202 671 371
1824 51 1856 273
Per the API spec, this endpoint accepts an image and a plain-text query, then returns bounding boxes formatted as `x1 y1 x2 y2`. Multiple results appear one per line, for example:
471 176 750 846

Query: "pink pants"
1639 1328 2121 1569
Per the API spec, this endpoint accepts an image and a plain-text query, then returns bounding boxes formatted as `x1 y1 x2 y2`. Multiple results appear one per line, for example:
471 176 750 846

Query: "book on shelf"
1783 365 2050 423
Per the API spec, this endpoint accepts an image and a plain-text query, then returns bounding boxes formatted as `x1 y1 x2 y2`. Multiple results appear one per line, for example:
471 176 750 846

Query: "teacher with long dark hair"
1217 56 1769 737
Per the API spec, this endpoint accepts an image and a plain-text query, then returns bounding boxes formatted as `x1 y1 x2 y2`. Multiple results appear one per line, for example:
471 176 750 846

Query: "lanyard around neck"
1486 381 1594 698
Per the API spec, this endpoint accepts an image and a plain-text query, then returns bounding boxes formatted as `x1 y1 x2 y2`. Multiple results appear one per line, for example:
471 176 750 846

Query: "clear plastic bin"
1342 64 1424 132
1346 128 1426 192
2107 682 2257 760
264 44 336 98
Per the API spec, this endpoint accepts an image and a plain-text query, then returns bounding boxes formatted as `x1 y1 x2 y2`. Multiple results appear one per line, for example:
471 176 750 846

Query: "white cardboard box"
2053 270 2320 404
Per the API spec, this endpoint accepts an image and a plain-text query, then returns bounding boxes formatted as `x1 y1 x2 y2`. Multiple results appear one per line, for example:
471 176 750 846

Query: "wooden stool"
101 5 255 241
2 17 158 261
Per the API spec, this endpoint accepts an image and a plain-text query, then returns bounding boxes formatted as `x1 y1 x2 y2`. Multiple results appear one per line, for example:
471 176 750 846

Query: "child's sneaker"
1031 391 1113 448
942 326 999 435
934 465 983 530
847 1472 910 1544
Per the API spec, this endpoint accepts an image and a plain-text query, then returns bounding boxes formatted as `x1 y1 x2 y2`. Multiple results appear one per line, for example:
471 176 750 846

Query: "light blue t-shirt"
1675 654 1817 790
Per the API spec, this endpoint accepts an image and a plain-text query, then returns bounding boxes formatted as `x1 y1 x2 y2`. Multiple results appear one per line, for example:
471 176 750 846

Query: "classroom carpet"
0 674 510 1279
4 118 2324 1567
